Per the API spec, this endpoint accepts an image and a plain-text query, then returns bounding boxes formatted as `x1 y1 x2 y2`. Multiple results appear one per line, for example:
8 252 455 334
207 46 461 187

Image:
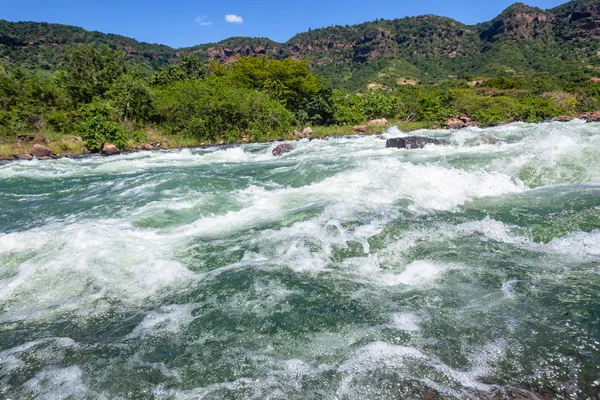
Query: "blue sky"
2 0 567 48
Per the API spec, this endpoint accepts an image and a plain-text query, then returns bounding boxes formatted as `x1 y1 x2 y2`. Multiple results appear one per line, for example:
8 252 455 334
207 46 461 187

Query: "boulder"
577 112 592 121
82 147 91 154
353 125 368 134
587 111 600 122
101 144 121 155
302 127 313 136
32 135 48 145
17 153 33 160
458 114 473 123
386 136 448 149
30 144 53 158
272 143 295 156
367 118 388 126
553 115 575 122
142 144 154 151
446 117 465 129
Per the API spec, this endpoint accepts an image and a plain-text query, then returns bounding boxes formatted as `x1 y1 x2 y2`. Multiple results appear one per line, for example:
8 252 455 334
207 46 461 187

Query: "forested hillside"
2 0 599 89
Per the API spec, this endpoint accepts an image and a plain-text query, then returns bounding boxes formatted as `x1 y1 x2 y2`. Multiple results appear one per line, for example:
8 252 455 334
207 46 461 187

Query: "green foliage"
107 73 154 123
154 79 294 141
222 56 333 124
150 55 208 86
57 45 126 105
330 90 363 125
78 101 127 152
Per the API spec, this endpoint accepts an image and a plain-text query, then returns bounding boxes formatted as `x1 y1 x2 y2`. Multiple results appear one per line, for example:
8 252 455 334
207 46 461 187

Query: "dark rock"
30 144 53 158
553 115 575 122
272 143 295 156
386 136 448 149
101 144 121 155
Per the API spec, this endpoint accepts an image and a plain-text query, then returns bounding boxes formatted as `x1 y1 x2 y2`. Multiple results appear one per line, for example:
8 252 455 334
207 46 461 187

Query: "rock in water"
30 144 53 158
102 144 121 155
272 143 294 156
587 111 600 122
386 136 447 149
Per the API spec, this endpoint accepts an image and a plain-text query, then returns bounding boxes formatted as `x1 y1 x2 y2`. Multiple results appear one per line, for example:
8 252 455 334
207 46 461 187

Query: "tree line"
1 45 599 153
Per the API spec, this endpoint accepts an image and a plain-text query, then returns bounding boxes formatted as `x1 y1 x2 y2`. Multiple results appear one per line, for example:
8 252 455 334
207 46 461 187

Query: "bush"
78 101 127 151
154 79 294 142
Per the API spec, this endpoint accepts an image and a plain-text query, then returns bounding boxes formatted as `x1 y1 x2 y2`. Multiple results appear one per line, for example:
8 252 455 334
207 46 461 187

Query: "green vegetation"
1 42 600 158
1 0 600 158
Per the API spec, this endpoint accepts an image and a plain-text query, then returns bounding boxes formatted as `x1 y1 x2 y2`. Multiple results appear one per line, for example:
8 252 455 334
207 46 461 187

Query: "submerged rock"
272 143 295 156
30 144 53 158
386 136 448 149
102 144 121 155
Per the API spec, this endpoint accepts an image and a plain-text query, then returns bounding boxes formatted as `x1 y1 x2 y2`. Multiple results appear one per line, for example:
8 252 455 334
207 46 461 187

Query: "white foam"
391 312 421 332
381 260 458 286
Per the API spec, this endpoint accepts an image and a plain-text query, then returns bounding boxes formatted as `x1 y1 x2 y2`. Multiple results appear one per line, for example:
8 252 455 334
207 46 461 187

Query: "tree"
57 45 126 105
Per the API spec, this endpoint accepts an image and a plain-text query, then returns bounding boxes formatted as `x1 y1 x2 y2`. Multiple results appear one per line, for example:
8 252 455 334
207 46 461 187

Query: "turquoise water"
0 121 599 399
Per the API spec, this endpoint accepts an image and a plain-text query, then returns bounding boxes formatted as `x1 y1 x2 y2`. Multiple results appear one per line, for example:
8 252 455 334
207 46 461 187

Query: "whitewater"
0 121 599 399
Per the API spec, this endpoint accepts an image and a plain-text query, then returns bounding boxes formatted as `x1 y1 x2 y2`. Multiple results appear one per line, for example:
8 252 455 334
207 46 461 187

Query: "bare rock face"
272 143 295 156
386 136 448 149
353 125 368 134
101 144 121 155
30 144 53 158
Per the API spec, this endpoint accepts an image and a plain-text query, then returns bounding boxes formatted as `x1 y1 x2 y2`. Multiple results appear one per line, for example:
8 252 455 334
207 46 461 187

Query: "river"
0 121 599 398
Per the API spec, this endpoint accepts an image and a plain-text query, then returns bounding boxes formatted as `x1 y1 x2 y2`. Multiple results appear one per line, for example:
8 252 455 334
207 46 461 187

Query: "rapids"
0 120 599 398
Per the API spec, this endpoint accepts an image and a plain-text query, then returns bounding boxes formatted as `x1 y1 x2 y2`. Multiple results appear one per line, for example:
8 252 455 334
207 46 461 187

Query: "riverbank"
0 120 427 161
2 112 599 162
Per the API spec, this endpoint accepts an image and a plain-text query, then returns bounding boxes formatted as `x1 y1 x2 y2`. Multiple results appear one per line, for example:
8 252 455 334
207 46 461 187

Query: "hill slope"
1 0 599 89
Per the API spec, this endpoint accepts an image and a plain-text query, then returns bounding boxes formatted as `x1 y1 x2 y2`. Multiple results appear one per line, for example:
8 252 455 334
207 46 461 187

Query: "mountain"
1 0 599 89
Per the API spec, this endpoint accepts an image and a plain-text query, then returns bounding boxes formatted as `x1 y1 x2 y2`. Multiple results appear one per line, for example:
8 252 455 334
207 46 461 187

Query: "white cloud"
195 16 212 26
225 14 243 23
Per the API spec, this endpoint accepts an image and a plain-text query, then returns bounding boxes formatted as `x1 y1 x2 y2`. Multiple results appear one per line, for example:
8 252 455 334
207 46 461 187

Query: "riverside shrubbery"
1 44 600 153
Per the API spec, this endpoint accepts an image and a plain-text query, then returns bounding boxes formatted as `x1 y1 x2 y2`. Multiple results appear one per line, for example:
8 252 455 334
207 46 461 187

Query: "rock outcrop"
386 136 448 149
